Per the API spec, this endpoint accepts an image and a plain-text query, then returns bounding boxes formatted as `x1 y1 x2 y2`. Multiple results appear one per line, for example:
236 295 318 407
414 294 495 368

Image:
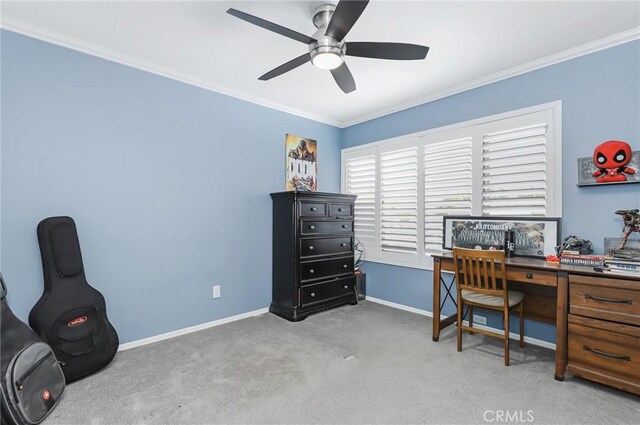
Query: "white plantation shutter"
380 147 418 254
345 155 376 245
481 124 548 216
424 138 473 254
341 102 560 269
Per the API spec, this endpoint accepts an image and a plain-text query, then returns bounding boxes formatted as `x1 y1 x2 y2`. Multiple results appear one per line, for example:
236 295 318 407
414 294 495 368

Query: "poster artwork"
286 134 317 191
451 220 546 257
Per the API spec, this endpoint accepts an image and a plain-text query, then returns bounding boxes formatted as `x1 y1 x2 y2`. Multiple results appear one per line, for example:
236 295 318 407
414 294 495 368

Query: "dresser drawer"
300 256 354 282
506 268 557 287
299 202 326 217
300 237 352 258
568 314 640 395
300 276 355 306
330 203 353 217
301 221 353 235
570 275 640 326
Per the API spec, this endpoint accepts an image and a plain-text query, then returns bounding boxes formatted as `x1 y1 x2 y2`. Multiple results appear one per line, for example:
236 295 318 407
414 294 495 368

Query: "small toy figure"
615 209 640 250
592 140 636 183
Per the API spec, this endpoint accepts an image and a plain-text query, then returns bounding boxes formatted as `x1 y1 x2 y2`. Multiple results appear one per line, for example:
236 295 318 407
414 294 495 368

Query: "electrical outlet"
473 315 487 326
212 285 221 299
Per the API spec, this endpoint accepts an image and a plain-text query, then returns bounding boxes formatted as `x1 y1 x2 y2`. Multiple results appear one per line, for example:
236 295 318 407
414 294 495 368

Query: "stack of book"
601 256 640 277
559 253 605 267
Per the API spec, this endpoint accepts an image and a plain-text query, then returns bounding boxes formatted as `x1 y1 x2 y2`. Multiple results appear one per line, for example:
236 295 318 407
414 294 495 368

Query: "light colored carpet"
47 301 639 425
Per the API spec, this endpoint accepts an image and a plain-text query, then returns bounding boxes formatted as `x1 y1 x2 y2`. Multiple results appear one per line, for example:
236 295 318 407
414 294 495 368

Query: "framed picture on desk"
442 216 561 258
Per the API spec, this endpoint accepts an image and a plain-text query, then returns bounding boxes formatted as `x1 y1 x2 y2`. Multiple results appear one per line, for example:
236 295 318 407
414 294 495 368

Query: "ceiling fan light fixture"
312 51 342 70
310 45 344 70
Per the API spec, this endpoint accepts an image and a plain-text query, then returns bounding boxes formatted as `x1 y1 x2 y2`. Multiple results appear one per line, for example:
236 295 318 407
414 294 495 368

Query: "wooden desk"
433 253 640 391
432 253 572 380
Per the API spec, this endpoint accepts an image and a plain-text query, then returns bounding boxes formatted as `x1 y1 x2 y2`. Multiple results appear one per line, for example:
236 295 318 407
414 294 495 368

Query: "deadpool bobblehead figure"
592 140 636 183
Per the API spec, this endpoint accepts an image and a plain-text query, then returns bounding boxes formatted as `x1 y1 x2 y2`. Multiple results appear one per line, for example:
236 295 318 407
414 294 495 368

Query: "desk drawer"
300 277 355 306
301 221 353 235
568 314 640 395
506 268 557 287
570 275 640 326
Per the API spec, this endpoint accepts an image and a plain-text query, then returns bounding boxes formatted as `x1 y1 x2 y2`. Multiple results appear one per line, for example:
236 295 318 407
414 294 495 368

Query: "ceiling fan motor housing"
309 4 345 69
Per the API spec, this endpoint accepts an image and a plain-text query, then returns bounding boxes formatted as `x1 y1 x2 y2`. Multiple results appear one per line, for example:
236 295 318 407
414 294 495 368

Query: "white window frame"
341 101 562 271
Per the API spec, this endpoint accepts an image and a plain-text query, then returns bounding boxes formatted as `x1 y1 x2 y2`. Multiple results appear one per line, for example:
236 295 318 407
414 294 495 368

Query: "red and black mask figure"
592 140 636 183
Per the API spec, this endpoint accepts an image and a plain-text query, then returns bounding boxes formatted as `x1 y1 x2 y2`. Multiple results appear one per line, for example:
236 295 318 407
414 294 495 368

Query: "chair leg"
504 306 510 366
468 305 474 335
457 301 463 352
519 303 525 349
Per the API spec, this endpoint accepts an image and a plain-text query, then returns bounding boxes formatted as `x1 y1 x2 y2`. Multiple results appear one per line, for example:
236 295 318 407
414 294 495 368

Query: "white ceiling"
2 1 639 127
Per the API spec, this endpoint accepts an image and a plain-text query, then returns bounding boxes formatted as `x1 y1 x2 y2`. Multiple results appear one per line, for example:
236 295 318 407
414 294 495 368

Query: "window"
341 101 562 269
344 154 376 246
424 136 473 257
380 147 418 255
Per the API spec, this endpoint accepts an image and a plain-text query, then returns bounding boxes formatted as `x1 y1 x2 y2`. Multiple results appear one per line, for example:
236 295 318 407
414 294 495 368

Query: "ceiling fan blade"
346 42 429 60
227 8 315 45
325 0 369 42
259 53 311 81
330 63 356 94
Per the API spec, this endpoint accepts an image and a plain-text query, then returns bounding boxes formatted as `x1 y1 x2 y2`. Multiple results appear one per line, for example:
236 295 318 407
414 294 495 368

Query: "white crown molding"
341 26 640 127
366 297 556 350
118 307 269 351
0 16 342 128
1 16 638 129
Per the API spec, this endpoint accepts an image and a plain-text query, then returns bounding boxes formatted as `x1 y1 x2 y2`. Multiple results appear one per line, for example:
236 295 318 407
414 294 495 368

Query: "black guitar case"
1 273 65 425
28 217 119 383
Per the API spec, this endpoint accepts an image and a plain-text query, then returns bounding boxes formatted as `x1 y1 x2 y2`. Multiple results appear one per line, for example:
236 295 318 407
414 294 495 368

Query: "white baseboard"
118 307 269 351
365 296 556 350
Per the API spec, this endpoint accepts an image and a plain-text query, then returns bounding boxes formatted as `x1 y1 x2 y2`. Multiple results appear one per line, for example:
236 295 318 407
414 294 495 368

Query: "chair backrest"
452 247 508 299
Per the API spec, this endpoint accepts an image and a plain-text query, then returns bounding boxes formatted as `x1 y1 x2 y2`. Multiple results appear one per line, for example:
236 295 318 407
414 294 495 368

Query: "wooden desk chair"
452 247 525 366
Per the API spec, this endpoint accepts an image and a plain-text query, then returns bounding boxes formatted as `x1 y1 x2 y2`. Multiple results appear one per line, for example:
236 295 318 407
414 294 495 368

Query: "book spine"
560 258 605 266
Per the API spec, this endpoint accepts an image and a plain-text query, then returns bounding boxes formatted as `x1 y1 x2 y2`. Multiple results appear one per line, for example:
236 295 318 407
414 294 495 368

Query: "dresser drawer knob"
308 246 314 251
584 294 632 304
338 208 344 212
310 292 316 297
344 285 349 289
311 207 317 211
583 345 630 361
340 243 347 247
343 264 348 269
309 225 315 230
525 273 533 279
342 224 348 228
309 269 315 274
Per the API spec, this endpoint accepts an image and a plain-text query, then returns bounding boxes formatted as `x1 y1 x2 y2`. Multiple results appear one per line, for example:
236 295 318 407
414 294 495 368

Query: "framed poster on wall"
442 216 561 258
285 134 317 192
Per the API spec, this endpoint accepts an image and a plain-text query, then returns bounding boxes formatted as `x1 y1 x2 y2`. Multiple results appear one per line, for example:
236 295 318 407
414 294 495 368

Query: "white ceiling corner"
1 1 639 128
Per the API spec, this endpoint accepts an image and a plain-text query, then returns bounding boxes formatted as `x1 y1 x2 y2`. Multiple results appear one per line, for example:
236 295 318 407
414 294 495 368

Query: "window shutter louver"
481 124 548 216
345 155 376 245
380 147 418 254
424 138 473 254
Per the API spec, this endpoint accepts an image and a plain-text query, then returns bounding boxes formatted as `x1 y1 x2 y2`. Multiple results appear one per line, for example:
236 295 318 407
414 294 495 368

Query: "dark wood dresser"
270 191 358 321
568 273 640 395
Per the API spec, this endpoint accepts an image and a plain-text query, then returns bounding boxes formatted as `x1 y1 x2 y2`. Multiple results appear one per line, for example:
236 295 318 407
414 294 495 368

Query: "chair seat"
461 289 525 308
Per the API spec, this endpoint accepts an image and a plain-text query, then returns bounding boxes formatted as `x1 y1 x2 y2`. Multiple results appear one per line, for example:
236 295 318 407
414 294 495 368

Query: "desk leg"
432 258 442 342
555 272 568 381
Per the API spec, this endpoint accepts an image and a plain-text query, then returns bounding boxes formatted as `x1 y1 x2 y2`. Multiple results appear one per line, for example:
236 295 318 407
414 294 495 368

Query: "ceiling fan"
227 0 429 94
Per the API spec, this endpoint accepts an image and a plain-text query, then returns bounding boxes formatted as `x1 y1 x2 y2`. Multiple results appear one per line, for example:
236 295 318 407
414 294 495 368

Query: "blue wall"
343 40 640 343
2 29 639 346
0 30 341 344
